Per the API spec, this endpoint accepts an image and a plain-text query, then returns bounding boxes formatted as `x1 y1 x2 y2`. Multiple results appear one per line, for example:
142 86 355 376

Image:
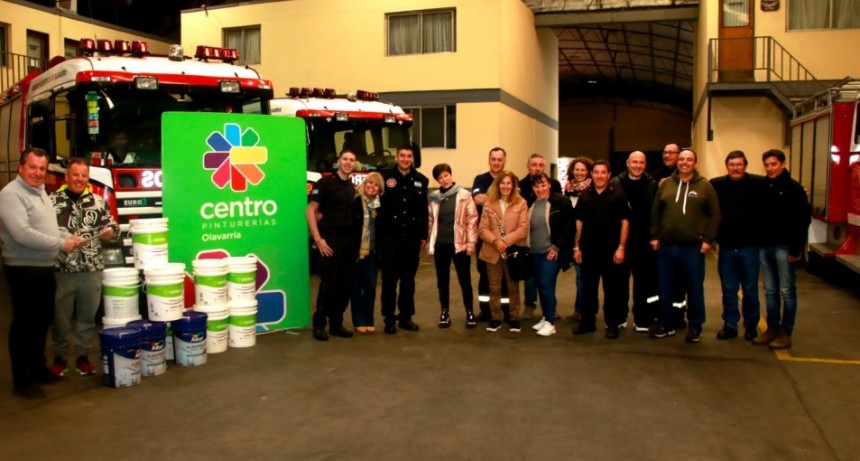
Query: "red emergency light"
113 40 131 54
356 90 379 101
80 38 96 56
97 39 113 54
131 41 149 56
195 45 241 63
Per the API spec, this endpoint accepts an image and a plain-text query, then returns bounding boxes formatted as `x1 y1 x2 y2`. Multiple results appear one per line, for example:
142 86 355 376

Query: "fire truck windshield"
306 120 412 173
65 87 267 166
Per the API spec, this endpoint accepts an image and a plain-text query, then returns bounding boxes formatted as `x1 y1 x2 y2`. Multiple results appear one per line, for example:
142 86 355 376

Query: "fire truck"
790 78 860 273
0 39 274 267
269 87 418 192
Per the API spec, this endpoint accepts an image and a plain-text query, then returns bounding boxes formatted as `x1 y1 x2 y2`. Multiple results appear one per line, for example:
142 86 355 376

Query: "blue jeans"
351 250 378 328
760 245 798 335
657 244 706 330
531 253 559 322
524 276 537 306
717 246 760 331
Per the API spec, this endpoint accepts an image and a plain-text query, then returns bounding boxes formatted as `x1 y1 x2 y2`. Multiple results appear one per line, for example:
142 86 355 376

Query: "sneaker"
769 333 792 350
75 356 96 376
536 322 557 337
685 328 702 343
716 326 738 340
752 329 778 346
509 320 521 333
743 328 757 341
604 321 628 330
313 328 330 341
486 320 503 332
532 317 548 331
465 311 477 329
438 311 452 328
48 357 67 378
649 326 676 339
633 323 650 333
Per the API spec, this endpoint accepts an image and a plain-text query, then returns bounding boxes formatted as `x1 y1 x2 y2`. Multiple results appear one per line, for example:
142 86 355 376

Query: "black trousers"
379 236 421 324
433 243 473 313
580 249 628 328
627 244 660 326
313 233 354 330
5 265 56 385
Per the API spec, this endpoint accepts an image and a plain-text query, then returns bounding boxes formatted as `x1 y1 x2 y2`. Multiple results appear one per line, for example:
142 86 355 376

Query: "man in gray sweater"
0 148 85 399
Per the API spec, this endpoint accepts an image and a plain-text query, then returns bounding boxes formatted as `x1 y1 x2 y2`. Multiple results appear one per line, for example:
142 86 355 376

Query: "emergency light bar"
286 87 343 99
195 46 240 64
78 38 149 57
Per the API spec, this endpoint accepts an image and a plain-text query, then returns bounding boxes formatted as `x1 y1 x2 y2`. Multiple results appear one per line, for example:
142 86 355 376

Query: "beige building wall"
693 0 860 179
181 0 558 183
2 0 169 57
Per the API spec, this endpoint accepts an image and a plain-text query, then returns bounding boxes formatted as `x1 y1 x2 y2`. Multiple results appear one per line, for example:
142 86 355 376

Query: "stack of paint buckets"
192 256 259 350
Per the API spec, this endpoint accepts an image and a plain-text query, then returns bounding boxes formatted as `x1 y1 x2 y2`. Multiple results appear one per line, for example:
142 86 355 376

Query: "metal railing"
707 36 821 84
0 51 47 95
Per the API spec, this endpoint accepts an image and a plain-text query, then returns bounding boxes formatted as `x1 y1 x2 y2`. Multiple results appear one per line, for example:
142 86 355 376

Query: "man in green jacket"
649 149 721 343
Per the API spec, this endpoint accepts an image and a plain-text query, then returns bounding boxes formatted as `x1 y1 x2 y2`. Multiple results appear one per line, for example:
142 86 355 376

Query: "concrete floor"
0 256 859 461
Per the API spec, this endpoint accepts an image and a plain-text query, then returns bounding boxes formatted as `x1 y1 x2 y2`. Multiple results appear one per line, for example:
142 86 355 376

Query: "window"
64 39 79 58
387 9 455 56
789 0 860 30
0 23 7 67
223 26 261 65
722 0 750 27
405 105 456 149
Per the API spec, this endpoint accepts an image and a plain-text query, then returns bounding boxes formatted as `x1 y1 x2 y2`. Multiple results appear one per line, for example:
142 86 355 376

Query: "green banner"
162 113 310 331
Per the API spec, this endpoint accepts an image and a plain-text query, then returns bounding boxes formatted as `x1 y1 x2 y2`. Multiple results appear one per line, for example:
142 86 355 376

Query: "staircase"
0 51 47 97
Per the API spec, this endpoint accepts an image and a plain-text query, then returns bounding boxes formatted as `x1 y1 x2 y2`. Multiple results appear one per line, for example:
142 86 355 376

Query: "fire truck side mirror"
411 142 421 169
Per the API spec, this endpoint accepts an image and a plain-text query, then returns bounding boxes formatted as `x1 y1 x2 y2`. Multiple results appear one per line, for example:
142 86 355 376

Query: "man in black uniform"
378 146 429 334
306 150 357 341
573 160 631 339
471 147 507 322
609 151 659 332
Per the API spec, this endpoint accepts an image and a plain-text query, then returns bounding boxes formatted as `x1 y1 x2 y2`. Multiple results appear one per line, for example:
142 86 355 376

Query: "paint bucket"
229 299 258 348
130 218 169 269
126 320 168 377
102 268 141 319
102 315 142 329
166 323 174 361
99 327 142 388
192 258 228 306
143 263 186 321
226 256 257 301
172 311 207 366
205 309 229 354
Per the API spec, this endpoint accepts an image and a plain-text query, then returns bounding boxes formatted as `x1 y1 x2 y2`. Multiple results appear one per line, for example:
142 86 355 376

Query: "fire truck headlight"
335 113 349 122
220 81 241 93
134 77 158 90
384 115 396 123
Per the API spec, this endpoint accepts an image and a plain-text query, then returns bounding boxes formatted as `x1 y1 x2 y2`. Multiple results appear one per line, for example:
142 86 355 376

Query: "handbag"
505 245 532 281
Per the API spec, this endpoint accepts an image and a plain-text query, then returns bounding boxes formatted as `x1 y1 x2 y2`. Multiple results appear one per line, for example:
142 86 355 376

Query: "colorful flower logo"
203 123 267 192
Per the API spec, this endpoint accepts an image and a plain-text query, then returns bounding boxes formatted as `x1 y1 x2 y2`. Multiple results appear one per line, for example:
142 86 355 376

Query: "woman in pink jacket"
428 164 479 328
478 171 529 333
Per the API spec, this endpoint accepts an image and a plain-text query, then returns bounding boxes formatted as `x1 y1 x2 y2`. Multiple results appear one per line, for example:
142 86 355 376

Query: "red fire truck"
269 87 419 192
790 78 860 273
0 39 274 266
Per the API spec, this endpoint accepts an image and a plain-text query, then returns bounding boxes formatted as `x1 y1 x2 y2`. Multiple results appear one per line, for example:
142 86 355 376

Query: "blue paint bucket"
172 311 208 367
127 320 168 377
99 327 143 388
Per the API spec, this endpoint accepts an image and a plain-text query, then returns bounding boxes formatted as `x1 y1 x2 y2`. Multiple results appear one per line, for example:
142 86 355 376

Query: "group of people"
0 148 117 399
307 143 811 353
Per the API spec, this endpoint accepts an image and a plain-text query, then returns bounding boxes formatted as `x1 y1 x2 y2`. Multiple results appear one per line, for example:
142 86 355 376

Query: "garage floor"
0 256 858 461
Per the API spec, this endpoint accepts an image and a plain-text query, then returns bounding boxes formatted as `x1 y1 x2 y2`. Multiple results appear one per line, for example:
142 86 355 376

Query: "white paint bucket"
126 320 168 377
205 310 229 354
226 256 257 301
229 299 257 348
102 315 142 329
99 327 142 388
130 218 169 269
192 258 228 306
143 263 186 321
102 268 141 319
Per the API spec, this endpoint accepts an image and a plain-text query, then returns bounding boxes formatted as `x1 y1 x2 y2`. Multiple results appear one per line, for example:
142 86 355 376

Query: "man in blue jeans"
649 149 720 343
710 150 764 341
754 149 810 350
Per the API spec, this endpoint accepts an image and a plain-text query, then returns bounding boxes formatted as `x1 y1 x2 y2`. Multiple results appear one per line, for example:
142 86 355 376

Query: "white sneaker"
634 323 650 333
532 317 548 331
536 322 556 337
604 321 628 330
